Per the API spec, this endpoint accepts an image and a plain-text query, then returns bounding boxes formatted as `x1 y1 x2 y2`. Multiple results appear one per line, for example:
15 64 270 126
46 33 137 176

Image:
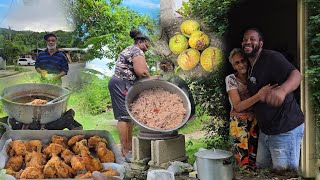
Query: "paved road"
0 63 85 91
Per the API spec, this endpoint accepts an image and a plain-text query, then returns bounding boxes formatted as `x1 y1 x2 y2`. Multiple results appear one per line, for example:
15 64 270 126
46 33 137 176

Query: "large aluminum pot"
125 78 191 133
1 83 70 124
195 149 234 180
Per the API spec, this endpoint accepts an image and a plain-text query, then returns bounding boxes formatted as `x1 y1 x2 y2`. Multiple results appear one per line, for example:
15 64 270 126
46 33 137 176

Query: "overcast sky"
0 0 161 32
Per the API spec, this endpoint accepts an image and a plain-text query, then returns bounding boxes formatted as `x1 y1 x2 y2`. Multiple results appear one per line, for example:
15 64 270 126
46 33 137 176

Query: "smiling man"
242 28 304 172
35 33 69 85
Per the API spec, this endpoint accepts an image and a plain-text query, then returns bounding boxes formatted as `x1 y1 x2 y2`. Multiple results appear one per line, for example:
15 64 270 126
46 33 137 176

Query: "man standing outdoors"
35 33 69 85
241 28 304 172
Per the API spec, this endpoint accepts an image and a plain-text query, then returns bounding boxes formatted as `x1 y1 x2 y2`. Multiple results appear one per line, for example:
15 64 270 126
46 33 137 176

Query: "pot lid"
195 149 232 159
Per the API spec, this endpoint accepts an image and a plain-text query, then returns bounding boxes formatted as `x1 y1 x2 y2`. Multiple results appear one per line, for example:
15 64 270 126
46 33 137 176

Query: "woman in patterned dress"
108 29 157 162
226 48 275 169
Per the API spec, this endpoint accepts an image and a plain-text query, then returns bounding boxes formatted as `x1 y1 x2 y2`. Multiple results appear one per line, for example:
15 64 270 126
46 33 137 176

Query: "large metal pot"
1 83 71 124
125 78 191 133
195 149 234 180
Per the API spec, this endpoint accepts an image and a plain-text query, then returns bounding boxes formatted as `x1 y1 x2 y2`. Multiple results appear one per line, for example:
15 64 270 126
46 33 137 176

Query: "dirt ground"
234 168 303 180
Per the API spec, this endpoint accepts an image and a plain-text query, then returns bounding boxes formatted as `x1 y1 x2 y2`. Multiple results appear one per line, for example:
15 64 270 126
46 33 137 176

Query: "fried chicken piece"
87 157 103 172
51 135 68 148
25 140 42 153
20 167 44 179
70 155 86 171
54 156 75 178
44 155 74 178
43 156 58 178
100 167 119 177
75 171 92 179
5 168 23 179
61 149 75 164
43 143 65 157
88 136 108 149
26 99 48 105
70 142 103 172
68 135 85 147
72 139 88 154
96 142 115 163
7 140 27 156
25 151 47 169
5 155 23 171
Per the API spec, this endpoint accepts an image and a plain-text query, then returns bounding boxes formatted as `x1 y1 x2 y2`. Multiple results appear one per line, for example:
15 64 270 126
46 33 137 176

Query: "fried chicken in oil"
61 149 75 164
88 136 108 149
7 140 27 156
51 135 68 148
96 142 115 163
5 155 23 171
25 151 47 169
43 143 66 157
20 166 44 179
5 168 23 179
25 140 42 153
101 167 119 177
26 99 48 105
68 135 85 147
74 171 92 179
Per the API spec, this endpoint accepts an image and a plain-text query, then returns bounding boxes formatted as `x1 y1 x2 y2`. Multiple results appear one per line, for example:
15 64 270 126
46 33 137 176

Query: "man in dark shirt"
35 33 69 85
241 28 304 171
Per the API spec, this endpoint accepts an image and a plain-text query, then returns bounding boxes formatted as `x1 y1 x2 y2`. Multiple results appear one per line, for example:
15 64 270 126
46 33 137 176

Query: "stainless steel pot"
125 78 191 133
1 83 71 124
195 149 234 180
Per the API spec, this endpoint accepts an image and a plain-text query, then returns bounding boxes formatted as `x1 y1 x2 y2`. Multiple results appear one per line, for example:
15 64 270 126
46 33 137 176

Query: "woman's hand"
257 84 278 102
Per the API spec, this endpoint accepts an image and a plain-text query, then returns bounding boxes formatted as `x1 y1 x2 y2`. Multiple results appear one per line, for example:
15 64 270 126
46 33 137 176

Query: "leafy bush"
306 0 320 127
69 71 111 115
178 0 237 37
180 0 237 148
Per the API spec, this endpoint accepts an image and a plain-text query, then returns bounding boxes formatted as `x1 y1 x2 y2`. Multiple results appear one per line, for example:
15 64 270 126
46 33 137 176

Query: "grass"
185 138 207 164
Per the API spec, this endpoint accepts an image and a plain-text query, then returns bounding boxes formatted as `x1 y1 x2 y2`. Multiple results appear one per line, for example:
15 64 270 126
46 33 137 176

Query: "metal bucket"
0 83 71 124
125 78 191 133
195 149 234 180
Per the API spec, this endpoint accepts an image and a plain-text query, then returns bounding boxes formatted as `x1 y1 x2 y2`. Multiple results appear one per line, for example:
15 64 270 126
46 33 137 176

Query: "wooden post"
299 0 317 177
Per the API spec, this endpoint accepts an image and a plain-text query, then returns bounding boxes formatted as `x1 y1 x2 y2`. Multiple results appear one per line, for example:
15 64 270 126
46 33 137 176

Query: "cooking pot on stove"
125 78 191 133
0 83 71 124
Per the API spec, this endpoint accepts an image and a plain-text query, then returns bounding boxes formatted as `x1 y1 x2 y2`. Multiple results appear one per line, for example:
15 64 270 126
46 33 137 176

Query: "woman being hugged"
226 48 275 169
108 29 155 162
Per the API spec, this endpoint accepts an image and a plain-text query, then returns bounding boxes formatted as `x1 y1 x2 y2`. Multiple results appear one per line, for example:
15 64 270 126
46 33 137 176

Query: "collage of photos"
0 0 319 179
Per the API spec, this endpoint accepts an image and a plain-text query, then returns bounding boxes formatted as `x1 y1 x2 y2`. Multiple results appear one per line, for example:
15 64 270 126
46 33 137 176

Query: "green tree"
65 0 158 67
306 0 320 127
179 0 235 147
0 40 24 65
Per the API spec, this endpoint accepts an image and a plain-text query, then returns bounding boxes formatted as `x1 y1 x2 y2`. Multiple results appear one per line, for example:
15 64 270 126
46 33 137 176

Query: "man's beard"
47 44 56 50
243 45 260 58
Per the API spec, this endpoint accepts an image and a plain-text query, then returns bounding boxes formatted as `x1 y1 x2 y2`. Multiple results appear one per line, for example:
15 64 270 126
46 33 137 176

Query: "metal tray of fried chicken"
0 130 124 180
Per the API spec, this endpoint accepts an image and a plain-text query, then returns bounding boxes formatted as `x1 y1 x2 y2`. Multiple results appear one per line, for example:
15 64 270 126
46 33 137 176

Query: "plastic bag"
102 163 125 179
147 169 175 180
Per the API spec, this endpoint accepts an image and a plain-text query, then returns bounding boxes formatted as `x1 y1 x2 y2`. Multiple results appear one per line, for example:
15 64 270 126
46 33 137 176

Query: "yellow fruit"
180 20 200 38
169 34 189 54
188 31 209 50
200 47 223 72
177 48 200 71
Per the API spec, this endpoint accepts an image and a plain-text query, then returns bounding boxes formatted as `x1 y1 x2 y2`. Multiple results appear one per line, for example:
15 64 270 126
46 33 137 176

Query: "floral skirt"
229 112 259 168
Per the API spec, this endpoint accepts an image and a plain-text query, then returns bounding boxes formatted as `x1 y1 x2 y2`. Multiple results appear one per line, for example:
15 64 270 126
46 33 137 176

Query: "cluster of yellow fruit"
169 20 223 72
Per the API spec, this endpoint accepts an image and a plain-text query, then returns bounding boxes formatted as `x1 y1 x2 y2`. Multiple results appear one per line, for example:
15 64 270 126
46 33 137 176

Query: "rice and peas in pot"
129 88 186 130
